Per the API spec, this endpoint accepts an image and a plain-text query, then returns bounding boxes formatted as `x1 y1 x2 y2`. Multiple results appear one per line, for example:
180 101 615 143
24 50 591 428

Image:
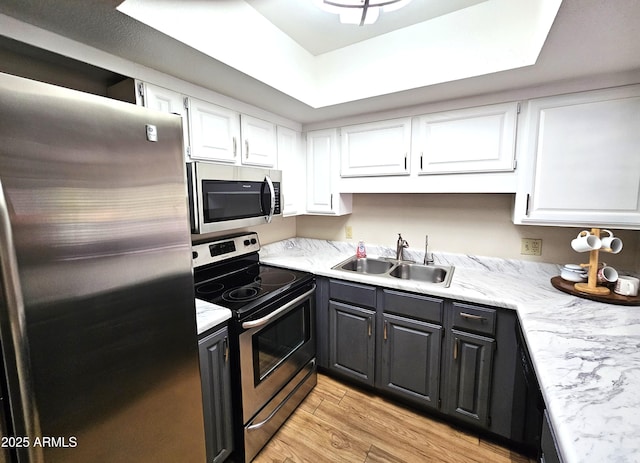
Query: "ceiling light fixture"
317 0 413 26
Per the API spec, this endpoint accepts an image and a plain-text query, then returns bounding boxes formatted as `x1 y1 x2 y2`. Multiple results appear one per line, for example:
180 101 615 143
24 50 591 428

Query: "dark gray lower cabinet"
541 410 563 463
199 326 233 463
379 313 441 409
318 277 526 445
444 329 495 427
328 300 376 386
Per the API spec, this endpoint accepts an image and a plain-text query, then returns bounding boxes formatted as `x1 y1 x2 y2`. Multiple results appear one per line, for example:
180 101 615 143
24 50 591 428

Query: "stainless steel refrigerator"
0 72 206 463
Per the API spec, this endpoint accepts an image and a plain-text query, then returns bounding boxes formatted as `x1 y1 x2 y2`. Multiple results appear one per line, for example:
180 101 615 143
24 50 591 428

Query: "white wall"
297 194 640 272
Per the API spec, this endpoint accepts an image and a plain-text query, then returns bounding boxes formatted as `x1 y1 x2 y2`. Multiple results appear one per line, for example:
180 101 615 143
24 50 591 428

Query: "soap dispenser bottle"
356 240 367 258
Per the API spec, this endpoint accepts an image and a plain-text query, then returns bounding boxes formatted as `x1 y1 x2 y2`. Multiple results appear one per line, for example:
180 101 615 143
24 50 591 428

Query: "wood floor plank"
253 373 534 463
312 374 349 405
340 382 480 446
364 444 412 463
255 403 370 463
313 396 489 463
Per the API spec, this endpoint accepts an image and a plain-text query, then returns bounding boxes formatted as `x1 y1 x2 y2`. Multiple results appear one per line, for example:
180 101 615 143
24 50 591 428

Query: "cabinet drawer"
329 279 376 308
451 302 496 336
383 289 443 324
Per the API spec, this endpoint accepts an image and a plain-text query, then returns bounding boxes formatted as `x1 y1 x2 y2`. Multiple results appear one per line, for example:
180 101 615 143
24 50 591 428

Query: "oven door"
238 283 316 423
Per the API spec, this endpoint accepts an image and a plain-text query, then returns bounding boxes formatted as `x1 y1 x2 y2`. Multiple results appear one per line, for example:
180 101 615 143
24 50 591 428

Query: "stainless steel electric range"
192 232 317 462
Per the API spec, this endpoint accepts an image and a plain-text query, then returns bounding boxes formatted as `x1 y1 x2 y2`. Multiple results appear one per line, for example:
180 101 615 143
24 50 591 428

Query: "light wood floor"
253 373 536 463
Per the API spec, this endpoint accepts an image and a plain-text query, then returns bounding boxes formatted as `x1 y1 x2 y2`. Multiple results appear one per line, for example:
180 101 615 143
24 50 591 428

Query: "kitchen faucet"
396 233 409 261
423 235 434 265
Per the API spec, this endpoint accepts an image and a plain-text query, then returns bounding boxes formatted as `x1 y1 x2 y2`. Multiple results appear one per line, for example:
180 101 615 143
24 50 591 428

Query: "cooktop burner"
255 267 297 286
222 285 264 302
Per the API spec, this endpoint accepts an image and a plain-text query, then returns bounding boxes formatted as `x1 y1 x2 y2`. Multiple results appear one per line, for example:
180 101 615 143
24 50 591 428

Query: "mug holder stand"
551 227 640 304
574 228 611 296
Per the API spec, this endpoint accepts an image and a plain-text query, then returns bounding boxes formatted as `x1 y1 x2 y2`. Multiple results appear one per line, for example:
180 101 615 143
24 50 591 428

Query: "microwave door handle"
264 175 275 223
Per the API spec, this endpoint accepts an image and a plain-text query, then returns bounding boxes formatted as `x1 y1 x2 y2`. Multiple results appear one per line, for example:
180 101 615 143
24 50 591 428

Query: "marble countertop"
259 238 640 463
195 298 231 336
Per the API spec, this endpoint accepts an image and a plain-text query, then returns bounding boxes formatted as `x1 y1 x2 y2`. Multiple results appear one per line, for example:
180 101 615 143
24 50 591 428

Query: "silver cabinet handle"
245 139 250 158
242 285 316 329
232 137 237 157
0 179 43 462
460 312 487 321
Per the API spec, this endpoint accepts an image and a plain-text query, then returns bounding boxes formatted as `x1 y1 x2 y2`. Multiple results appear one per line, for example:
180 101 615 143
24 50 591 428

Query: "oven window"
202 180 266 223
254 302 310 384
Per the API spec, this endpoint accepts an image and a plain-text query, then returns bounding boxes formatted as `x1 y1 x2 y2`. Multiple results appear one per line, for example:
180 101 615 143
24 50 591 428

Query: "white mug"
597 265 618 284
571 230 602 253
600 229 623 254
614 275 639 297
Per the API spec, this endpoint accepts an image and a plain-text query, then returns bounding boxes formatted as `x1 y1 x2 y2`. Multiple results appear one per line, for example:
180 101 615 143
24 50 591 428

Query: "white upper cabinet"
415 102 519 174
340 118 412 177
277 126 305 216
137 82 189 160
141 82 183 115
240 115 277 167
514 85 640 229
306 129 352 215
188 97 241 163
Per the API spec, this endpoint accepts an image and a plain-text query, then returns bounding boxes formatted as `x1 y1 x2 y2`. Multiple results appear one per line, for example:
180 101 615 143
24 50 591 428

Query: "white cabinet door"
240 115 277 167
142 82 183 115
140 82 189 160
188 97 240 163
416 102 518 174
341 118 411 177
515 85 640 229
306 129 352 215
277 126 305 216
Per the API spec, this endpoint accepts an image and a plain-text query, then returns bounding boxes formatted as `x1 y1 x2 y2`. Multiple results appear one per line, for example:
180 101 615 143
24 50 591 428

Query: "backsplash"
295 194 640 273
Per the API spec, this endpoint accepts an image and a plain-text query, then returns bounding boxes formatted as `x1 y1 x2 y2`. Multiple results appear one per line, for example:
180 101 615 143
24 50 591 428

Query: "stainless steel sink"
332 256 454 287
338 257 394 274
389 263 449 284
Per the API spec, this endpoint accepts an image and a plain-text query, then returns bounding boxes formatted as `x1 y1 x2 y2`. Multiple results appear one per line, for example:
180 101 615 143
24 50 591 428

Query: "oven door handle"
242 284 316 329
264 175 275 224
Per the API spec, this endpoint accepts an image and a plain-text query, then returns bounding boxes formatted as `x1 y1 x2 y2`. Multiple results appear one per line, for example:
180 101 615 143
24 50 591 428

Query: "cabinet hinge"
513 159 517 170
516 102 521 114
186 146 191 157
183 97 189 110
488 415 492 427
137 82 145 106
438 398 442 408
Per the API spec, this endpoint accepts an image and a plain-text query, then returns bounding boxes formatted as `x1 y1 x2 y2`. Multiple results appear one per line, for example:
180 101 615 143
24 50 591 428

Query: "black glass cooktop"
194 261 313 315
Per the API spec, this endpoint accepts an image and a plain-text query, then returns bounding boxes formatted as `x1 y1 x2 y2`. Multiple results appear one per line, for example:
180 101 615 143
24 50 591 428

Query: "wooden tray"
551 276 640 306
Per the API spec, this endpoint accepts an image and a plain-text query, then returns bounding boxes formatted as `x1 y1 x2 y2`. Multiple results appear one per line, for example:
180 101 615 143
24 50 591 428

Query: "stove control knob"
244 239 251 246
251 238 257 245
192 251 198 259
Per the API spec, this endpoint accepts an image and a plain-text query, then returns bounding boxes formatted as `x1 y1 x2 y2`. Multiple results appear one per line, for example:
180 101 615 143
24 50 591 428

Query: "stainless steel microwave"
186 162 282 234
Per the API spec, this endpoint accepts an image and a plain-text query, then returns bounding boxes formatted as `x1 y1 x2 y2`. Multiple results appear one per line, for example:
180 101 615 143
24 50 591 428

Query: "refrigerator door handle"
0 179 43 463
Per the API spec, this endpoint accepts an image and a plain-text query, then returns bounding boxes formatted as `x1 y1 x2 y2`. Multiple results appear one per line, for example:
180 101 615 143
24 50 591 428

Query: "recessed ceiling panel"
244 0 487 56
117 0 562 108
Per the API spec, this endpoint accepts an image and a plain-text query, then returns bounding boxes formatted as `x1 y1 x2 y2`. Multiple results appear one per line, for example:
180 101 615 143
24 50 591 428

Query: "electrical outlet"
345 225 353 239
521 238 542 256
